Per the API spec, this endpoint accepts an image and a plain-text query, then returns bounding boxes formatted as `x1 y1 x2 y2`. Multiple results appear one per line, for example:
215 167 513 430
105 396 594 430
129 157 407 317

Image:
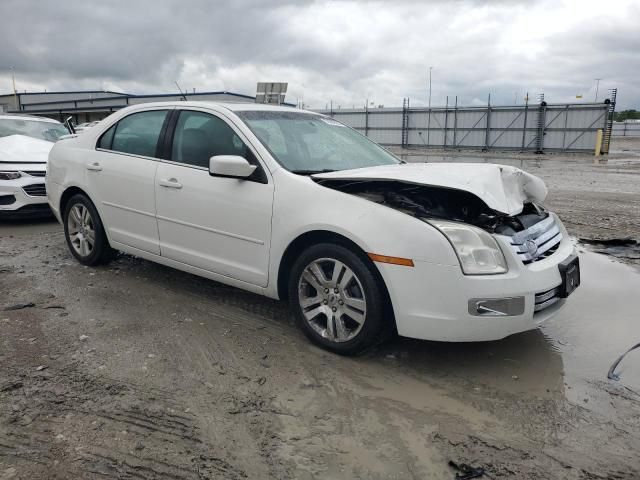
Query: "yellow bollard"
594 129 603 156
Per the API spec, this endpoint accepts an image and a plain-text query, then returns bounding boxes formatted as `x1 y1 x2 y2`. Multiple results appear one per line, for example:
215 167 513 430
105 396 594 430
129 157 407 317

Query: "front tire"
288 243 390 355
63 193 113 266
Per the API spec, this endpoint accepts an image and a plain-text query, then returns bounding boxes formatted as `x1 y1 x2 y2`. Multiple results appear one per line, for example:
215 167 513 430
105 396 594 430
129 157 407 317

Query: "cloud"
0 0 637 108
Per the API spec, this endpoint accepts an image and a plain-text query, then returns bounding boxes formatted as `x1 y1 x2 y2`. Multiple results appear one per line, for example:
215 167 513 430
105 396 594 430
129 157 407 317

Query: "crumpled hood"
0 134 54 164
313 163 548 216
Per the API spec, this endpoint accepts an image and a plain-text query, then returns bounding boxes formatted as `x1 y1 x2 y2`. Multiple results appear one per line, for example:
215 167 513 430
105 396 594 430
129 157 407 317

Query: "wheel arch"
59 186 111 245
277 230 396 330
59 185 92 217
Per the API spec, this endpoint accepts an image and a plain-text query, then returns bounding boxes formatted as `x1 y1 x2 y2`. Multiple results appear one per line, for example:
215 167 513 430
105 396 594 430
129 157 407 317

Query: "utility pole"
594 78 602 102
427 66 433 146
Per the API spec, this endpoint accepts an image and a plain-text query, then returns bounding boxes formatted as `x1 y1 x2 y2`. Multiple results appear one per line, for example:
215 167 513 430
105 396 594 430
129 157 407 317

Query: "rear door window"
108 110 169 158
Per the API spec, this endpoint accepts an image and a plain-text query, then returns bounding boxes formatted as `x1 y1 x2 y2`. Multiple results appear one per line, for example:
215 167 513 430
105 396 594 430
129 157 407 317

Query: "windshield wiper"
290 169 337 175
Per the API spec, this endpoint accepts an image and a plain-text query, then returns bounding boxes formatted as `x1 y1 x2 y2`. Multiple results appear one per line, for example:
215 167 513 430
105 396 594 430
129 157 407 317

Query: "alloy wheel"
297 258 367 343
67 203 95 257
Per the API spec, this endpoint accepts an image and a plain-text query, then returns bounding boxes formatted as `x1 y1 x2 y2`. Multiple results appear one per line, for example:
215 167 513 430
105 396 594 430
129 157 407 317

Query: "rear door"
89 108 170 254
155 109 273 287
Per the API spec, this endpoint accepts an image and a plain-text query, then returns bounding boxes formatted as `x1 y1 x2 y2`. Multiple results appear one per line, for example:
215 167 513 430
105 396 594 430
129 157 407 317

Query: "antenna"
174 81 188 101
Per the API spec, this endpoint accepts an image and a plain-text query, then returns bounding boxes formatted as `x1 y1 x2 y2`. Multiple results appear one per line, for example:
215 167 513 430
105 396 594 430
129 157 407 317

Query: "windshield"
236 111 400 173
0 118 69 142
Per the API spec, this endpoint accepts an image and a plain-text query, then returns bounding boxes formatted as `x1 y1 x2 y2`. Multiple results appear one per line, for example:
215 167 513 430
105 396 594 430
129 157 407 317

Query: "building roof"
0 89 295 114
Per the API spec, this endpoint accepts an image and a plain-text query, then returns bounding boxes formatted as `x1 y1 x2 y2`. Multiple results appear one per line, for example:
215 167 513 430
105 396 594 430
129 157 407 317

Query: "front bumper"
377 216 576 342
0 176 51 218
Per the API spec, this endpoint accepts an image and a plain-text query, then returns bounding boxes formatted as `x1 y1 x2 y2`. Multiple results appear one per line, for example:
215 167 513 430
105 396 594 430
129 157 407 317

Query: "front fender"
266 171 459 297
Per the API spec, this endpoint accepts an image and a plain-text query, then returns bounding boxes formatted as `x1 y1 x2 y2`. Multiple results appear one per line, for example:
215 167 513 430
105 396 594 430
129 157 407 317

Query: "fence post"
426 103 431 147
521 92 529 151
535 95 546 154
561 104 569 151
443 96 449 149
484 94 491 151
365 102 369 137
452 96 458 148
401 98 410 148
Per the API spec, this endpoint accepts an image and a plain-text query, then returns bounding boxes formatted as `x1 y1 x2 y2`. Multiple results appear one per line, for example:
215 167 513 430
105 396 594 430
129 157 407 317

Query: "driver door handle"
86 162 102 171
158 178 183 189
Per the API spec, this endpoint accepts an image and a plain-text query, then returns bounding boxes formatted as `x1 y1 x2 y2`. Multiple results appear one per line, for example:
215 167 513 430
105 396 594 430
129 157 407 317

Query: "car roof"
0 113 62 124
125 101 320 115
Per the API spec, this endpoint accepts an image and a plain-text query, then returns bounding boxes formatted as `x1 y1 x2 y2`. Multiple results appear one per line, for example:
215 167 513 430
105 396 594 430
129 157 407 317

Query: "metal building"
0 90 266 124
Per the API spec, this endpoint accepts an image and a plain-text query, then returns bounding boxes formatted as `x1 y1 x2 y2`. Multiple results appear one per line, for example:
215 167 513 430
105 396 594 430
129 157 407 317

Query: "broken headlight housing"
0 171 22 181
429 219 508 275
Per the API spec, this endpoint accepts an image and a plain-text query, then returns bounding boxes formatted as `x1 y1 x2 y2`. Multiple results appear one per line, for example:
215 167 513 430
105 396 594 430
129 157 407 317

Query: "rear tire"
288 243 390 355
63 193 113 266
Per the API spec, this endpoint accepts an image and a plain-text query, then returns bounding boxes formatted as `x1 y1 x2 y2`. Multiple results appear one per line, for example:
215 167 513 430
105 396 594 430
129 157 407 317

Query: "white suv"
0 115 69 218
46 102 580 355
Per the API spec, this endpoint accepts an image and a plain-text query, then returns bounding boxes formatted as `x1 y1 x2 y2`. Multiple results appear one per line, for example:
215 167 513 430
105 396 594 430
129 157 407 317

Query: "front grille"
534 287 560 312
23 170 46 177
508 215 562 264
22 183 47 197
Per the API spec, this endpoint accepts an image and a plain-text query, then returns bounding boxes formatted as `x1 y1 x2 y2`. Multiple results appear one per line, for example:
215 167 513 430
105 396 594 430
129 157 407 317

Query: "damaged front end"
314 178 563 265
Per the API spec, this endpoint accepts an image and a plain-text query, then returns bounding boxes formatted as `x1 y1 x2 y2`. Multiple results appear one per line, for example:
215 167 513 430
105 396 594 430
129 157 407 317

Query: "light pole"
428 66 433 109
10 66 18 110
427 66 433 146
594 78 602 102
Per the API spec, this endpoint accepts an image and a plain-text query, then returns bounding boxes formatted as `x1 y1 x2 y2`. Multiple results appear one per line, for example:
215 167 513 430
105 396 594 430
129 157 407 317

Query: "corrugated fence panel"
367 129 402 145
368 112 403 129
334 112 366 129
319 101 610 152
612 123 640 136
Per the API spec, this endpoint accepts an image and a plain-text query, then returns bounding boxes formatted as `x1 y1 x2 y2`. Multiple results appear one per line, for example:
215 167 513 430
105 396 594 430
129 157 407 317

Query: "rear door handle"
86 162 102 171
158 178 182 189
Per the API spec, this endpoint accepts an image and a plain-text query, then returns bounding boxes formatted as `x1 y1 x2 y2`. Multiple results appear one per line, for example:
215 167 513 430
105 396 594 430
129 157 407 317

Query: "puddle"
579 238 640 261
546 247 640 387
380 248 640 413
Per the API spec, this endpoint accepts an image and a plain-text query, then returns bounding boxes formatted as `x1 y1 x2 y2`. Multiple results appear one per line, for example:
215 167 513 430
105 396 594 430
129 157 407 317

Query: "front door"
155 109 273 287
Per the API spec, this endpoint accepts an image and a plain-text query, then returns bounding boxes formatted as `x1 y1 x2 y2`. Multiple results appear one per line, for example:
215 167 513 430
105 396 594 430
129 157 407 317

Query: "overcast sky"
1 0 638 109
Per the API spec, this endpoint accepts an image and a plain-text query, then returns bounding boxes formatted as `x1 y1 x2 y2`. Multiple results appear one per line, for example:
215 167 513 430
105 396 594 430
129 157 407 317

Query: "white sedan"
46 102 580 354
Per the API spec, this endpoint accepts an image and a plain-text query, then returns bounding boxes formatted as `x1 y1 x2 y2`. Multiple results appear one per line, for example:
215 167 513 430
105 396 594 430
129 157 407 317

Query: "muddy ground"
1 138 639 479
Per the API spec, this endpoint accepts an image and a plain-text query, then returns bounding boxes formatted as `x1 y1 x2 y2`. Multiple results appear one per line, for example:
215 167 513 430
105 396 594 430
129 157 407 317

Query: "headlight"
0 171 22 181
428 219 508 275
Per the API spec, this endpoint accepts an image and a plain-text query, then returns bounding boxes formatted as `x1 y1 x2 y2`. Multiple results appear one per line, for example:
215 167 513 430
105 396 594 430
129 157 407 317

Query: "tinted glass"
97 124 115 149
171 111 249 168
236 111 400 173
111 110 168 157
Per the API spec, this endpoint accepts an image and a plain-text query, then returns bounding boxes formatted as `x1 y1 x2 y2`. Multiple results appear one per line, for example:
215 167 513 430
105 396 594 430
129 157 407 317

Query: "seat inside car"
180 128 211 168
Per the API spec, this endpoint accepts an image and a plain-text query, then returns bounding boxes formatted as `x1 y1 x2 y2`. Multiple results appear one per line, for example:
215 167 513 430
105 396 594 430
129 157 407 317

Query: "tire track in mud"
0 365 248 479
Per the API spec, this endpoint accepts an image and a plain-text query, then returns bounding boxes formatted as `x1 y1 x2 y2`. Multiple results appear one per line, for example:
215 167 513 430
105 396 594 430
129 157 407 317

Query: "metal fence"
318 94 616 154
612 122 640 137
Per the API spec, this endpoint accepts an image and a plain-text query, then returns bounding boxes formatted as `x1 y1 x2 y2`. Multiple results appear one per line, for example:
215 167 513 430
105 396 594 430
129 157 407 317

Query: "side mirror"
209 155 257 179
